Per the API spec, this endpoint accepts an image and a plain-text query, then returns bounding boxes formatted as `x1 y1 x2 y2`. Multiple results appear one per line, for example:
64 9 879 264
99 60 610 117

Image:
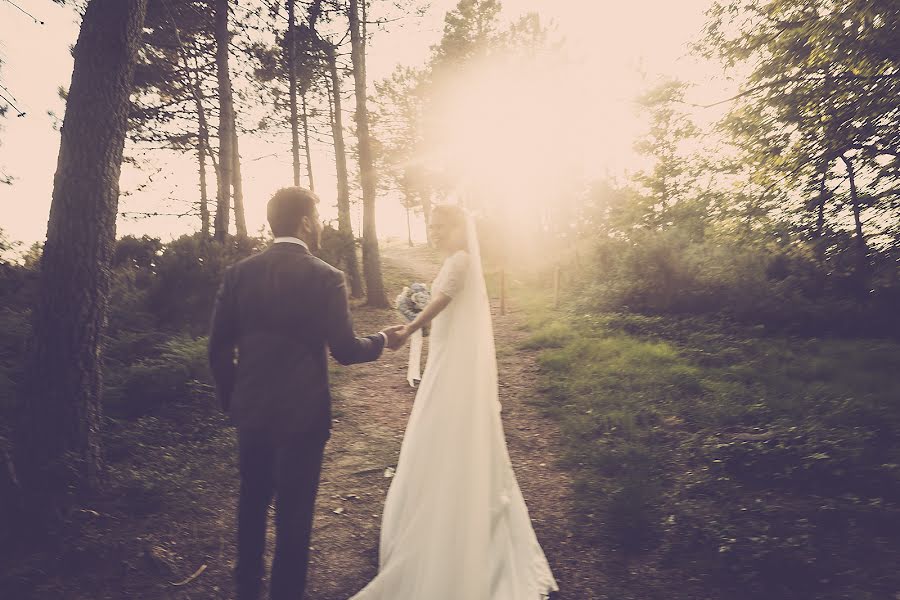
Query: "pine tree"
17 0 149 509
349 0 388 307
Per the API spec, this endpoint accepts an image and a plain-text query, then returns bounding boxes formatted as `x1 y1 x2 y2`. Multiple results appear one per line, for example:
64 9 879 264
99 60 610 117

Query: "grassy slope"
517 283 900 599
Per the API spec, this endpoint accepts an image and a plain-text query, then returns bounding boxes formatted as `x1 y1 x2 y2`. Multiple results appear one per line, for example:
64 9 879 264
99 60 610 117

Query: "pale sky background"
0 0 733 246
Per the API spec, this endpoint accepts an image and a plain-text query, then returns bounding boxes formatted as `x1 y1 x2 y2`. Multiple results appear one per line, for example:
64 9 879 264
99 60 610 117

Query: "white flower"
411 291 430 308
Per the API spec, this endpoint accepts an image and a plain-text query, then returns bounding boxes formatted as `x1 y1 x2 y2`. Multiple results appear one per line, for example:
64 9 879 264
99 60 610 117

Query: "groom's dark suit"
209 240 384 600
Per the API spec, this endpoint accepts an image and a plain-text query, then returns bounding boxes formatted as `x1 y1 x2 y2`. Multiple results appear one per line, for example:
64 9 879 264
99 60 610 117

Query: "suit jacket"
208 242 384 437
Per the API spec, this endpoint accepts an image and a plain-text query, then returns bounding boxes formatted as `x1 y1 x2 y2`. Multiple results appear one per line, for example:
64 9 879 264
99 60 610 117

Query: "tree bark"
421 188 432 245
840 154 867 256
814 166 827 239
198 123 210 238
326 57 363 297
213 0 234 241
164 3 211 238
301 88 315 192
405 193 413 247
348 0 388 307
307 0 361 296
232 117 247 236
17 0 148 504
287 0 301 186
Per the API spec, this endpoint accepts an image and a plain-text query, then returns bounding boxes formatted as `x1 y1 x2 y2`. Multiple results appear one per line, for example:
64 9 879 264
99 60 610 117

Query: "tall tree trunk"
405 195 413 247
308 0 361 296
213 0 234 242
198 125 210 238
326 57 363 297
301 88 315 192
287 0 301 186
232 118 247 236
421 189 432 246
17 0 148 505
840 154 867 256
165 5 211 238
348 0 388 307
814 166 827 239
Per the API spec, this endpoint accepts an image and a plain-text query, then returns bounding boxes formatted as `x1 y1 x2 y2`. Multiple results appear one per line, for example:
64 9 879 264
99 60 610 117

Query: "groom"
209 186 402 600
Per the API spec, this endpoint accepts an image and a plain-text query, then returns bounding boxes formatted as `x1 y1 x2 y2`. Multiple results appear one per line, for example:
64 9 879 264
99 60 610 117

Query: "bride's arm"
404 292 452 336
389 252 468 349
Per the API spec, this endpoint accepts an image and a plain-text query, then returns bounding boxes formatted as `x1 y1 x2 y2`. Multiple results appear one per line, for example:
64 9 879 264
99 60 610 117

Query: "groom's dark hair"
267 186 319 237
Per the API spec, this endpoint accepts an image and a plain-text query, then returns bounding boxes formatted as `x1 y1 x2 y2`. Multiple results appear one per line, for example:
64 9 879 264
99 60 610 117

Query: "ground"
0 244 613 599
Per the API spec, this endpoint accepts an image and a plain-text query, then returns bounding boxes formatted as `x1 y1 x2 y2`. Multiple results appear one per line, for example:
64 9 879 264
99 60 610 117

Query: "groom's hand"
381 325 406 351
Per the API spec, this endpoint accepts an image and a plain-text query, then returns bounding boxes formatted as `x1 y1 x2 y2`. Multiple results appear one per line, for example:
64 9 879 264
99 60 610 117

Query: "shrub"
105 335 213 418
318 224 356 271
148 234 265 333
0 261 37 313
0 308 29 414
113 235 163 270
584 229 900 337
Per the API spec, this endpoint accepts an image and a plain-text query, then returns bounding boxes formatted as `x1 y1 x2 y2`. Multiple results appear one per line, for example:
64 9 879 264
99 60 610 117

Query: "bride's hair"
432 204 466 231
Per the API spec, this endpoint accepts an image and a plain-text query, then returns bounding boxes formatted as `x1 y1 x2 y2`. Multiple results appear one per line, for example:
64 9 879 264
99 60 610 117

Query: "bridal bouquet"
395 283 430 336
396 283 430 386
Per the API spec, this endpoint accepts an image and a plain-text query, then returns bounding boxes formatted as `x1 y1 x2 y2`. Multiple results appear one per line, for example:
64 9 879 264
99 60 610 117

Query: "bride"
349 204 558 599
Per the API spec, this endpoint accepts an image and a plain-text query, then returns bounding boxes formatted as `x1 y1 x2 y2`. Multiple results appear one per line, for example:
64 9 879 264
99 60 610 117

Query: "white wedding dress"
349 216 558 599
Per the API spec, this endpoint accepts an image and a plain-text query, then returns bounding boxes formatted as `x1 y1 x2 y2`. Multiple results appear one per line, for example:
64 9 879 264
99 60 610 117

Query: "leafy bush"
318 224 356 272
148 233 265 333
584 229 900 337
0 260 37 313
0 308 29 414
105 335 213 418
113 234 162 270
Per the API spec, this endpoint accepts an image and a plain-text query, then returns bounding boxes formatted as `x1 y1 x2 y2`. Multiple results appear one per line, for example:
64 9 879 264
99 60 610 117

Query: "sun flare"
420 51 589 241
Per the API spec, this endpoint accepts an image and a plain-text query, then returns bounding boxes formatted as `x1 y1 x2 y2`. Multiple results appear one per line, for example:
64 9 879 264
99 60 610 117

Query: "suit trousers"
235 426 327 600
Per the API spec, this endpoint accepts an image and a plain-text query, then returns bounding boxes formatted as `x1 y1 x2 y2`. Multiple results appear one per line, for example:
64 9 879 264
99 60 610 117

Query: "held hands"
381 325 409 351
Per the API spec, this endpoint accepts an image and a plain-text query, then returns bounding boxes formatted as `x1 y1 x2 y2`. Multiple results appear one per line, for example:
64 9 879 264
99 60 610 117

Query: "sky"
0 0 731 246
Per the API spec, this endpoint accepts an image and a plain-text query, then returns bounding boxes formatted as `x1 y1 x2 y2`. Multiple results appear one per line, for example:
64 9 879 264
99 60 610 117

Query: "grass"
515 282 900 598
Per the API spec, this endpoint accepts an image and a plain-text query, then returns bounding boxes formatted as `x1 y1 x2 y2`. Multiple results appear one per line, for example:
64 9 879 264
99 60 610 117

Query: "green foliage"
318 224 356 273
106 335 212 419
113 234 162 269
522 284 900 596
0 261 37 314
148 233 263 333
700 0 900 251
0 233 36 415
2 231 351 423
430 0 502 71
107 264 158 338
0 308 29 414
130 0 216 147
571 1 900 344
581 227 900 336
519 320 573 350
371 65 433 219
632 80 703 232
